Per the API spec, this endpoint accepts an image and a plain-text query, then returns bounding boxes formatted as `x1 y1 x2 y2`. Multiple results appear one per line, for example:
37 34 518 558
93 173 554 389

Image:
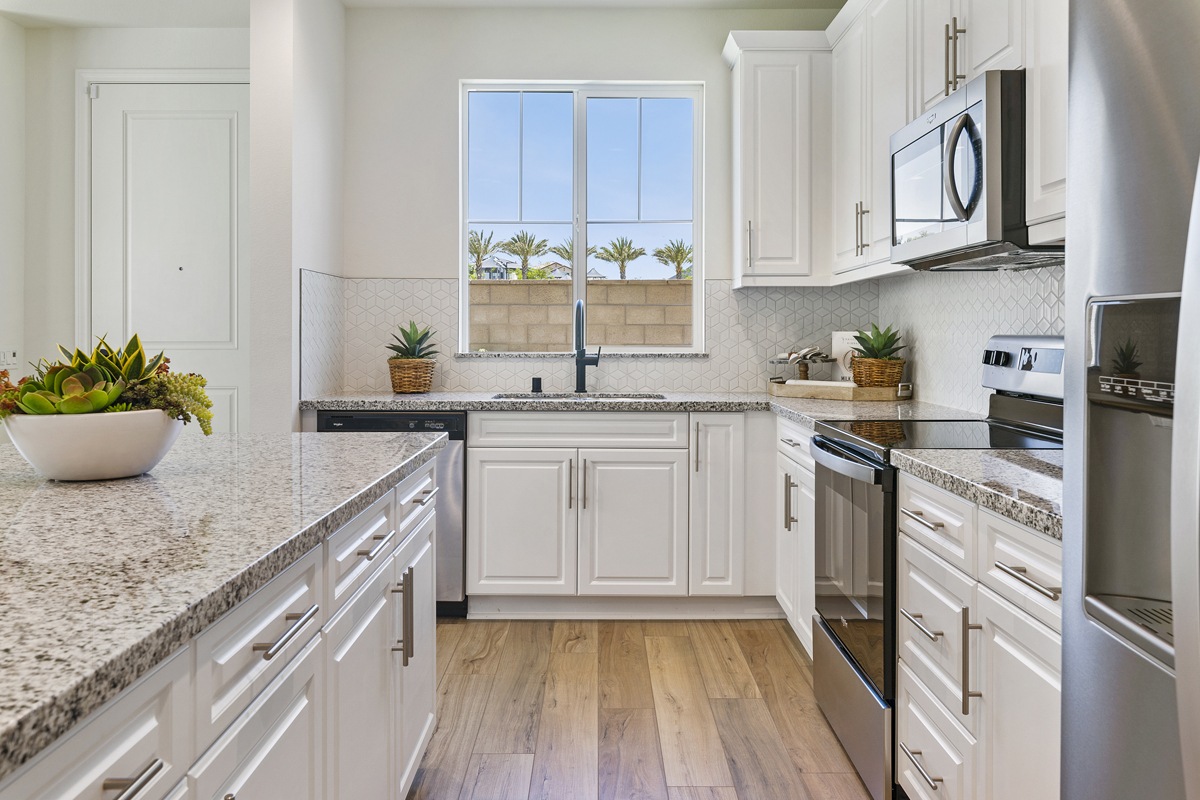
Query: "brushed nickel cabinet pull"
695 422 701 472
391 573 406 659
583 459 588 509
854 202 862 255
252 604 319 660
102 758 164 800
783 473 797 531
569 459 574 509
900 742 944 790
961 606 983 714
357 528 395 561
859 207 870 253
415 487 440 506
950 17 967 91
995 561 1062 600
901 608 944 642
901 507 946 532
747 220 753 269
944 22 952 95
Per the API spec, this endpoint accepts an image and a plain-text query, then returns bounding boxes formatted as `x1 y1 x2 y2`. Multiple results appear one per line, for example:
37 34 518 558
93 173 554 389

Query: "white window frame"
458 80 705 354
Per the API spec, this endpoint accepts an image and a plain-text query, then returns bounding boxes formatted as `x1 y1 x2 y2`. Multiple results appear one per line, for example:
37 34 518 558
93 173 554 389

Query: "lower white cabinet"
394 512 437 791
689 413 746 595
776 449 816 652
189 633 324 800
896 660 975 800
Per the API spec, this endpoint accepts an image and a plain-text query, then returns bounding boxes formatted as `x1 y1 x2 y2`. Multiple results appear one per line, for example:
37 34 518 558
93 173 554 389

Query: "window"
462 82 703 353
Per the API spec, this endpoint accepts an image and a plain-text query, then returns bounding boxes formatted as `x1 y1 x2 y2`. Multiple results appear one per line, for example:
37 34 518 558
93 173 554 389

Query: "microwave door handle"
943 113 971 222
810 437 885 485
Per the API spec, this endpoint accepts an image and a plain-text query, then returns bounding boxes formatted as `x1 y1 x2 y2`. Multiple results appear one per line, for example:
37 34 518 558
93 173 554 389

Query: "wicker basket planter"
851 356 906 388
388 358 435 393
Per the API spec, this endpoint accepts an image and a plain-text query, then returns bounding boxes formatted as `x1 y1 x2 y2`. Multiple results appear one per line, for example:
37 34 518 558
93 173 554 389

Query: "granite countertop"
891 449 1064 539
0 431 446 782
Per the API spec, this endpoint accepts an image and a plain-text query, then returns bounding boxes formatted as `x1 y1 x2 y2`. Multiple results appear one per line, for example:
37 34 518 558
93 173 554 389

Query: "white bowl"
4 409 184 481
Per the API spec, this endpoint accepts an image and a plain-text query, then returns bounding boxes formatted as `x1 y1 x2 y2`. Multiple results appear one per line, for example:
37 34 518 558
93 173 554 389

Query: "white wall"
0 16 24 377
342 6 839 281
22 26 250 364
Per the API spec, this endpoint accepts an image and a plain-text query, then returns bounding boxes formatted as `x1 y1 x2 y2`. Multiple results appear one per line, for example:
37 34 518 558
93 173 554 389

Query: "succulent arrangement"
0 334 214 435
387 323 439 360
852 324 907 360
1112 338 1143 377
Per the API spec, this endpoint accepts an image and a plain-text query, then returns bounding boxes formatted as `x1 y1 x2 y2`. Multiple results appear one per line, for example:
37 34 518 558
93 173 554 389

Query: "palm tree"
596 237 646 280
652 239 694 280
468 230 501 279
549 236 597 270
500 230 550 280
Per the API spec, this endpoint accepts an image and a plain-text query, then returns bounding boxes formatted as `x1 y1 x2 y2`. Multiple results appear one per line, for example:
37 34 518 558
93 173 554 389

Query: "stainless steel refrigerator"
1064 2 1200 798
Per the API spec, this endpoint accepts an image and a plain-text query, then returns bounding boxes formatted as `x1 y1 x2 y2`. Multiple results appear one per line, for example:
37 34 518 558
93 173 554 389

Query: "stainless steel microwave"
889 70 1064 271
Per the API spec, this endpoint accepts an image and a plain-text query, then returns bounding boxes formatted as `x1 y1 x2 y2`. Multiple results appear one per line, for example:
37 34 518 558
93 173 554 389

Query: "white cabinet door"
189 635 323 800
962 0 1024 78
467 447 577 595
734 50 816 281
975 585 1061 800
579 448 688 595
865 0 912 261
776 451 801 623
1024 0 1068 226
395 513 437 794
794 464 816 654
914 0 959 113
689 413 745 596
324 554 396 800
832 18 867 273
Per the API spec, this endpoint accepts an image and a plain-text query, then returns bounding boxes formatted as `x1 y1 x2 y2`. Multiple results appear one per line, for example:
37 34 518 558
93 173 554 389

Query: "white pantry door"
90 83 249 433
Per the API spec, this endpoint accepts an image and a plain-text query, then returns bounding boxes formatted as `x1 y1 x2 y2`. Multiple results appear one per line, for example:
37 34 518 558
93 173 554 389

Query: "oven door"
811 436 897 701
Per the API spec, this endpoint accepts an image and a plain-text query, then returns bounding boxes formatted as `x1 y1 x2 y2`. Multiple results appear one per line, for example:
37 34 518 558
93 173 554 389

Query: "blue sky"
467 91 694 280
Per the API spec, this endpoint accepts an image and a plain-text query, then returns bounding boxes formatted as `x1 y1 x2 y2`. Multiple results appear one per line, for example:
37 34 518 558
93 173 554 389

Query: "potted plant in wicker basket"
387 322 439 393
850 324 907 388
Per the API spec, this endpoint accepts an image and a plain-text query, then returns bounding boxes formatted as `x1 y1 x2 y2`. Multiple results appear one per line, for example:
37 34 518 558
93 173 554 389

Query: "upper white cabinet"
1024 0 1068 233
726 32 832 288
913 0 1023 115
831 20 867 274
865 0 912 258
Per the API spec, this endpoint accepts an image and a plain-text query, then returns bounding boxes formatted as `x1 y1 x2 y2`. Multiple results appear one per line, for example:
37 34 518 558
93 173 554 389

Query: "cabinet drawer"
898 534 979 736
468 411 689 448
977 509 1063 633
327 491 396 614
898 473 977 575
393 460 437 547
896 661 976 800
776 416 815 471
189 634 323 800
193 546 322 747
0 650 191 800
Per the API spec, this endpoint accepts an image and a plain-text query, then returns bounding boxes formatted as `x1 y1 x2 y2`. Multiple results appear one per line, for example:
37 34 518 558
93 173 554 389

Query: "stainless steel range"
808 334 1064 800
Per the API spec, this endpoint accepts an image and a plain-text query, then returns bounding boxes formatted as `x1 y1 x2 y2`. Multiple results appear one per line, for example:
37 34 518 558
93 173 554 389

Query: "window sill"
453 351 710 359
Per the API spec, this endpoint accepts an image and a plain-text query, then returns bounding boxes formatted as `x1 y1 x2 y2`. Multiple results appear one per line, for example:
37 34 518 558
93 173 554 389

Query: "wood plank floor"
409 619 870 800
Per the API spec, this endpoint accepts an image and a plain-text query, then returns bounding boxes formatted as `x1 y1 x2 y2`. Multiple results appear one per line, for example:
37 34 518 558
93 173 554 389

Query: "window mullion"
573 89 586 345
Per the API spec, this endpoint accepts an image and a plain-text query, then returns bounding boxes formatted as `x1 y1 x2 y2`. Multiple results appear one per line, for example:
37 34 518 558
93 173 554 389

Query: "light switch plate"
0 348 17 370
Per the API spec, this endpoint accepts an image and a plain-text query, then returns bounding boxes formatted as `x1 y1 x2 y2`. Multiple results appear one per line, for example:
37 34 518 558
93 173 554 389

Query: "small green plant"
387 323 439 360
1112 338 1143 376
852 324 906 360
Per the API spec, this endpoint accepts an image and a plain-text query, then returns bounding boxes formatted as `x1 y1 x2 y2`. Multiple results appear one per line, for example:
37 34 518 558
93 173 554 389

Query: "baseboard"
466 594 786 620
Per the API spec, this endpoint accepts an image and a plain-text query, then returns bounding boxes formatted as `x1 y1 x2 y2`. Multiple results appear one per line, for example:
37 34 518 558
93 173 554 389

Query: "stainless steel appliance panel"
1064 0 1200 797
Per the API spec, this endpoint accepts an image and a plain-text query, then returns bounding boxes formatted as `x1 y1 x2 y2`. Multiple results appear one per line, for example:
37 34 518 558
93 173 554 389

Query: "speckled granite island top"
891 449 1064 539
0 431 446 781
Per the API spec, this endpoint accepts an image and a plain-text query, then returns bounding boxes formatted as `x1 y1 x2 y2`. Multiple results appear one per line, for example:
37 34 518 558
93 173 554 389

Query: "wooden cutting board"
768 379 908 402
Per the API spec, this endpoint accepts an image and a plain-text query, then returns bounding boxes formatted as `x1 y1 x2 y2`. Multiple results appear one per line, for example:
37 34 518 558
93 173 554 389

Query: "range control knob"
993 350 1012 367
982 349 997 365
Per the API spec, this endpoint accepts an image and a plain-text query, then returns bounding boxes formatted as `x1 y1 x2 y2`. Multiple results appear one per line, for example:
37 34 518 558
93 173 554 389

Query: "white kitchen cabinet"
1024 0 1068 230
0 650 191 800
913 0 1022 114
189 634 323 800
725 31 832 288
690 413 746 596
865 0 911 258
896 661 975 800
961 0 1024 77
775 451 801 625
914 0 957 113
794 464 816 651
974 584 1061 800
467 447 578 595
579 448 689 595
324 551 397 800
831 18 868 274
394 512 437 792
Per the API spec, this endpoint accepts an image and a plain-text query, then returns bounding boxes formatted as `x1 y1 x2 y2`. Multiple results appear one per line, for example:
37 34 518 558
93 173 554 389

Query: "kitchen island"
0 431 446 792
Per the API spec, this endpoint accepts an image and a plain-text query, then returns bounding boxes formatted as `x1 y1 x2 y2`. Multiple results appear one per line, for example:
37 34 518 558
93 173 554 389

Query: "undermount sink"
492 392 666 401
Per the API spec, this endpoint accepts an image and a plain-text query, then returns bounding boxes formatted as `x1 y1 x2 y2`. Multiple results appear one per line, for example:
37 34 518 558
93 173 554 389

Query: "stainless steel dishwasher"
316 411 467 616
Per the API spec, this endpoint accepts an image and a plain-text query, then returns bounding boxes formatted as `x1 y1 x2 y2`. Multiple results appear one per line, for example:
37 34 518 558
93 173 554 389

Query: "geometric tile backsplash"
302 267 1065 413
877 266 1065 415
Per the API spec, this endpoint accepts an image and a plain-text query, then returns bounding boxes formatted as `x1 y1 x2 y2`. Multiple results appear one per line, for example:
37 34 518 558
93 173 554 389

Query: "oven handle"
810 437 886 485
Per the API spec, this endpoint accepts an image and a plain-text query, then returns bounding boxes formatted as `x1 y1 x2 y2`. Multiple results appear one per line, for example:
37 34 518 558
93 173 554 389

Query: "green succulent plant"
852 324 906 360
9 334 166 417
1112 338 1143 376
386 323 439 360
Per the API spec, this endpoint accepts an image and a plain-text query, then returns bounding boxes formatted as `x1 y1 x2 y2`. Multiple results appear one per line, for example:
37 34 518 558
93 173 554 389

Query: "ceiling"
0 0 843 27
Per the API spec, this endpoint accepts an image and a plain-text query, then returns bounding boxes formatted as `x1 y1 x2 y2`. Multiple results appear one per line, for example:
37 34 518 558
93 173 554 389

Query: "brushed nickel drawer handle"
780 437 807 449
900 608 944 642
357 528 396 561
961 606 983 714
392 566 415 665
252 604 319 660
995 561 1061 601
783 472 797 531
102 758 164 800
900 742 944 791
413 486 439 506
902 507 946 532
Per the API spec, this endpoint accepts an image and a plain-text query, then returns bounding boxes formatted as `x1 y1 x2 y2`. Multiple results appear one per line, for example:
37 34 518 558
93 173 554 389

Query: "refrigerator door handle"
1173 162 1200 799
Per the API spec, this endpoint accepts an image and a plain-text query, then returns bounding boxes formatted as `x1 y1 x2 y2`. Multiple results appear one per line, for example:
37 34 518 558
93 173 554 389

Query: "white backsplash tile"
300 270 346 398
